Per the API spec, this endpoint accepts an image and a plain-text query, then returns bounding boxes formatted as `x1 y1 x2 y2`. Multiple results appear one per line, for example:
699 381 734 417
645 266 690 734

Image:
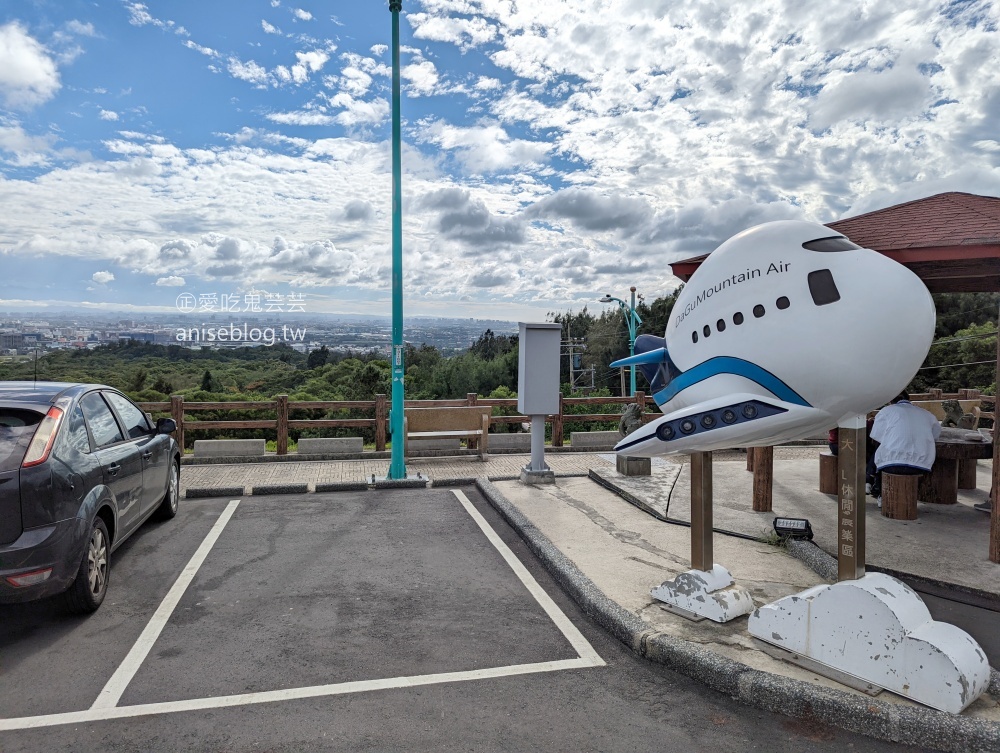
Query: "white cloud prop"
749 572 990 713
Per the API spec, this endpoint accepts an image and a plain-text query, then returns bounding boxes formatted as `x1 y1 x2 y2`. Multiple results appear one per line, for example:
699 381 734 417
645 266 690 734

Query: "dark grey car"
0 382 180 613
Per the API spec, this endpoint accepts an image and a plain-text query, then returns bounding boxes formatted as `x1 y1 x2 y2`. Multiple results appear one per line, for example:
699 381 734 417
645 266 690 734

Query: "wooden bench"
403 406 492 460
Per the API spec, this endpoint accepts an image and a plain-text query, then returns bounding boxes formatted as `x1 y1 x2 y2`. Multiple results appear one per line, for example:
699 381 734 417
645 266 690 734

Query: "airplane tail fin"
610 335 674 394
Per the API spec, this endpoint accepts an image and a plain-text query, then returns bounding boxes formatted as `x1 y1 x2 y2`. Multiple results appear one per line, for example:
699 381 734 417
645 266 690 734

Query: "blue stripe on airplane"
652 356 811 408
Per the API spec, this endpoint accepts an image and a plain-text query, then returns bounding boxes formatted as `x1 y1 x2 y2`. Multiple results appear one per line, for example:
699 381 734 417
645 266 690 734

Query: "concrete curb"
314 481 370 493
475 478 1000 752
185 486 245 498
373 478 430 489
251 483 309 495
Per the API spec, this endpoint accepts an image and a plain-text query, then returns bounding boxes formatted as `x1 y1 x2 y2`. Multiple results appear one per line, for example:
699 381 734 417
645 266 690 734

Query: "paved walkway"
180 452 611 489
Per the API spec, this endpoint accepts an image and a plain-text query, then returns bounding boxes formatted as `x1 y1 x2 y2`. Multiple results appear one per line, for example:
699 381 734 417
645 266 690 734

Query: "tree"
201 369 214 392
307 345 330 369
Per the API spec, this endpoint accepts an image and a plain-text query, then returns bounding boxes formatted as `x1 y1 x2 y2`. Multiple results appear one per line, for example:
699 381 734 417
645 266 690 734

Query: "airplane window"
802 236 861 252
692 331 698 343
716 318 726 332
733 312 744 325
776 296 790 310
702 325 711 338
753 304 765 318
808 269 841 306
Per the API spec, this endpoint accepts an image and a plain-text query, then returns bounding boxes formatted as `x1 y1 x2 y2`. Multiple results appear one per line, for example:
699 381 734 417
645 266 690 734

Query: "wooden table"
918 437 993 505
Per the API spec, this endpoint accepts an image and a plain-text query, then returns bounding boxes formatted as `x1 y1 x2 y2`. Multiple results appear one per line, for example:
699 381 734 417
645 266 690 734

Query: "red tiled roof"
827 192 1000 251
669 192 1000 292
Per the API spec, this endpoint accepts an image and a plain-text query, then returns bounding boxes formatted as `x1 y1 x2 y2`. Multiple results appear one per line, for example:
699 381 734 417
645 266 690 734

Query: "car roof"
0 381 112 406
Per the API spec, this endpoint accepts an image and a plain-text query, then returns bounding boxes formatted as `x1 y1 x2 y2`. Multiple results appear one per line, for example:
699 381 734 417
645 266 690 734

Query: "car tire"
156 460 180 520
63 517 110 614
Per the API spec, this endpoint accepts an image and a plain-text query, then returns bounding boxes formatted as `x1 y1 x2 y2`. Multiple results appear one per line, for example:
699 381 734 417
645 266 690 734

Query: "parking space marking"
0 658 599 731
0 491 605 731
90 499 242 710
451 490 605 665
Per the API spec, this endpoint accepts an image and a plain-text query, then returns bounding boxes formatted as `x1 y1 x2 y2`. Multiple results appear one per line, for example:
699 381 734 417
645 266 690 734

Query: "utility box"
517 322 562 415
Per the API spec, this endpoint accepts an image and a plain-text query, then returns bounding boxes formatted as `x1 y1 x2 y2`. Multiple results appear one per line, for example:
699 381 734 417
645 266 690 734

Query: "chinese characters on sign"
837 422 867 581
175 292 307 313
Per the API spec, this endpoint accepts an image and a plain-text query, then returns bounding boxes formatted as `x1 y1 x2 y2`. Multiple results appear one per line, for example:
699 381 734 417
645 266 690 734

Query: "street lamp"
388 0 406 479
599 286 642 397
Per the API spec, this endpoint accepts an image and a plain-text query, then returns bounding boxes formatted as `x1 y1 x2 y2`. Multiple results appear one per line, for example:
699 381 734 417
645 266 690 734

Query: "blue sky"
1 0 999 320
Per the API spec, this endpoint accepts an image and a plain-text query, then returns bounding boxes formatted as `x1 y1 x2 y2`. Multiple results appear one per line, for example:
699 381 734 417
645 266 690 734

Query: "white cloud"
420 121 550 173
99 110 119 121
155 275 186 286
184 40 219 58
227 57 270 87
402 59 441 96
66 21 97 37
291 50 329 83
292 8 313 22
92 270 115 284
261 20 280 35
0 23 61 109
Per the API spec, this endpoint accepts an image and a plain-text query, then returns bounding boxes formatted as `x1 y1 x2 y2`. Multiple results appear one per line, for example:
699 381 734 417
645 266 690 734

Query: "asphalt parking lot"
0 488 927 752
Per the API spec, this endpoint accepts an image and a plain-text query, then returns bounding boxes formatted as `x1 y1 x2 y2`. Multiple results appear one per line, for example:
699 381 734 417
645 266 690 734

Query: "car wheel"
63 517 110 614
156 461 180 520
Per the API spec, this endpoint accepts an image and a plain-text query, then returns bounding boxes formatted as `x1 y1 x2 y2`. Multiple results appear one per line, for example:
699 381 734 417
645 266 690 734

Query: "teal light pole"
599 286 642 397
388 0 406 479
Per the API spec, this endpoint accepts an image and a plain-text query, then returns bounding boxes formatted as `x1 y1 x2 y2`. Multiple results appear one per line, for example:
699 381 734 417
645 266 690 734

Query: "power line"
918 359 996 371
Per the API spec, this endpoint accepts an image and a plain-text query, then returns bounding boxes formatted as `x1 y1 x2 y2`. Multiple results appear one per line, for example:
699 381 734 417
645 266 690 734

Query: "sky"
1 0 999 321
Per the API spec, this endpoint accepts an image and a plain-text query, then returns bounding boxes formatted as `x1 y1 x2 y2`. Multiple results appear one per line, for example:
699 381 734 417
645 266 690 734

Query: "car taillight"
21 407 64 468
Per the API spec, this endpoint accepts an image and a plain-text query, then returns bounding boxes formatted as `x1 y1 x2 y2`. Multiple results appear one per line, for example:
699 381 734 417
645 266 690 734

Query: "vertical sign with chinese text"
837 416 866 581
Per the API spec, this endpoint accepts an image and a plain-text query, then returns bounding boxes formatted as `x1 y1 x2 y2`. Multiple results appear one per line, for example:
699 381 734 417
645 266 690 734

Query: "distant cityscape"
0 310 519 359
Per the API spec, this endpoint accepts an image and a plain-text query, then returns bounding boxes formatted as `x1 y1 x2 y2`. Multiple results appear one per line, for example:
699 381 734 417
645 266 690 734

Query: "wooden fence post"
467 392 479 450
275 394 289 455
375 394 387 451
552 393 564 447
170 395 184 453
752 446 773 512
636 390 646 411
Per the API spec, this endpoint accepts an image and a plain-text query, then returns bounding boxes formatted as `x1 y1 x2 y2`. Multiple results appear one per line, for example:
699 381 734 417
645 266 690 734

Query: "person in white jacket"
869 391 941 507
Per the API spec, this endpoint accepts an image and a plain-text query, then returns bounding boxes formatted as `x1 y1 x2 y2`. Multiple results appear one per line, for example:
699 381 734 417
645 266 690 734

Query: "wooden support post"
819 452 838 494
918 460 958 504
958 459 978 490
375 394 387 451
752 446 773 512
837 419 866 581
690 451 713 572
275 394 289 456
466 393 479 450
992 302 1000 564
746 447 755 472
552 393 564 447
882 473 918 520
636 390 646 411
170 395 184 454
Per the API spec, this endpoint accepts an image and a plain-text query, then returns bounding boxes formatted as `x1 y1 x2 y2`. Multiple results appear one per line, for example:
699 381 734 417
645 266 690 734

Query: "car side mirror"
156 417 177 435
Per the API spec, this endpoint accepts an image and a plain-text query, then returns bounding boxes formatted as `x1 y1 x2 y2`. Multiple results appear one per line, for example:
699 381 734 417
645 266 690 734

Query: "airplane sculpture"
612 220 936 455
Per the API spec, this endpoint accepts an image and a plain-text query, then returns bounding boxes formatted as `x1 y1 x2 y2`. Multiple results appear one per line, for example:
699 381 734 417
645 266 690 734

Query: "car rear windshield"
0 408 44 473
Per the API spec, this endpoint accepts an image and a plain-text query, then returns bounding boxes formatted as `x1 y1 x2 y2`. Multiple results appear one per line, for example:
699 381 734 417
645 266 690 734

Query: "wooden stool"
819 451 838 494
882 473 919 520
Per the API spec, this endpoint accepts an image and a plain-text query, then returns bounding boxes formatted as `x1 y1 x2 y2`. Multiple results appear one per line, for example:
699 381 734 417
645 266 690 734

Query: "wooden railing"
137 392 651 455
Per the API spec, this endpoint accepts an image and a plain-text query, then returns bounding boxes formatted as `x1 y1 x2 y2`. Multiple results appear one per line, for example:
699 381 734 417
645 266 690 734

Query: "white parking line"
451 489 604 665
0 658 599 731
0 490 604 732
90 499 241 710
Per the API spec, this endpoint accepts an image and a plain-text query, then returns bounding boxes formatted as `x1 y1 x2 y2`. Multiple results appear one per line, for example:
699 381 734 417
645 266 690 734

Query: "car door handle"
107 462 121 475
142 451 153 461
